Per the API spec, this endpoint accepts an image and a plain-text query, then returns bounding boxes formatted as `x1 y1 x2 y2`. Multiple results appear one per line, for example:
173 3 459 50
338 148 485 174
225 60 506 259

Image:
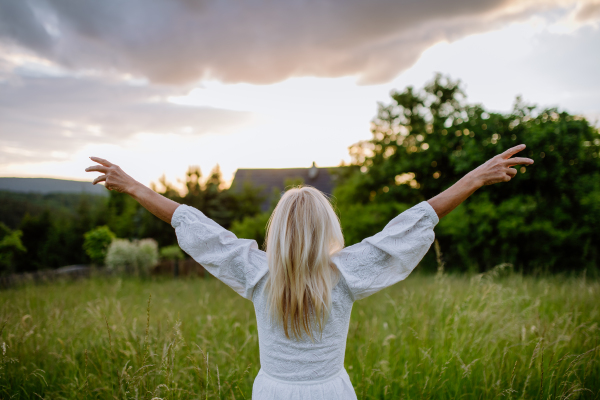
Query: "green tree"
230 212 272 249
334 74 600 273
106 190 139 239
0 223 26 274
83 225 116 265
229 178 305 246
16 211 53 271
160 245 184 261
227 181 267 223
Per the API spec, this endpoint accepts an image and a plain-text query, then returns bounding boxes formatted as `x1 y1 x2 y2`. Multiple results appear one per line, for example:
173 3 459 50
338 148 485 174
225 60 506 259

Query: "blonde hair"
264 185 344 340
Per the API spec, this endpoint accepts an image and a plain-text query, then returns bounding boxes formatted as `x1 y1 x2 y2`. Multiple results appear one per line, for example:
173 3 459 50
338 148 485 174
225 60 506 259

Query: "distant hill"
0 177 108 196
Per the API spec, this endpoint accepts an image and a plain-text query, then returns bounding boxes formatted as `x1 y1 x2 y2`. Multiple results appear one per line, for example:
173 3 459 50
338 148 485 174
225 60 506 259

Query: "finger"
85 165 108 173
500 144 526 159
506 168 517 177
93 175 107 185
504 157 534 166
90 156 113 167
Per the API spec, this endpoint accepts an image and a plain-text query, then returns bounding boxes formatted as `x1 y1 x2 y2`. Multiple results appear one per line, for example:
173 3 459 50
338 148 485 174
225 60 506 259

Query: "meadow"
0 269 598 399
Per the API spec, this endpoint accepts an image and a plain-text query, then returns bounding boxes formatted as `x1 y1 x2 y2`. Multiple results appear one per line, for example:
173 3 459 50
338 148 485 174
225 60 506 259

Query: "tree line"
1 74 598 275
0 166 265 274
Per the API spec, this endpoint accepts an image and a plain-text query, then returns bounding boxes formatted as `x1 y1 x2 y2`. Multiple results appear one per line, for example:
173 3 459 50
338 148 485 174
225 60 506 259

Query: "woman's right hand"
85 157 140 194
85 156 180 223
467 144 534 187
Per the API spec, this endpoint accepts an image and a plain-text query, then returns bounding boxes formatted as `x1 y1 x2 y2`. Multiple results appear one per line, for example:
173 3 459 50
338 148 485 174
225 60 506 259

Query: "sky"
0 0 599 190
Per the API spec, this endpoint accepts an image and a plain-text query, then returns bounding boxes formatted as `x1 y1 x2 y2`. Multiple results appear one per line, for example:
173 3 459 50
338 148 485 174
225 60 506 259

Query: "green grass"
0 270 598 399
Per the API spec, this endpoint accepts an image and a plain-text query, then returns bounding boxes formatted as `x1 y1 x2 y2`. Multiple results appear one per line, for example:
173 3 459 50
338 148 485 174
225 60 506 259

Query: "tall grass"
0 270 598 399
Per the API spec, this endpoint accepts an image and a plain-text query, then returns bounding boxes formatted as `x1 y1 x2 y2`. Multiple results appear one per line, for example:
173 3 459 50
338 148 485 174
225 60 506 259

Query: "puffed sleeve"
171 204 269 300
331 201 439 301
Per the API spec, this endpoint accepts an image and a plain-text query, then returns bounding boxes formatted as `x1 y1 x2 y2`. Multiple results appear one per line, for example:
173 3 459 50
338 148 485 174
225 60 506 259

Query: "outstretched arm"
427 144 534 219
85 157 179 224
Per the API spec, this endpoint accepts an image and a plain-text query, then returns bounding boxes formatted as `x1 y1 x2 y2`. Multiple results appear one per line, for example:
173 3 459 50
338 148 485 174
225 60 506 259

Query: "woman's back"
171 199 439 399
251 273 357 398
253 272 354 381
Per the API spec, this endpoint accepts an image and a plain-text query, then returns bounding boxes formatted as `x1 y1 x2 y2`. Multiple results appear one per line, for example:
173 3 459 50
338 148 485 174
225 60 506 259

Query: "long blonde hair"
264 185 344 340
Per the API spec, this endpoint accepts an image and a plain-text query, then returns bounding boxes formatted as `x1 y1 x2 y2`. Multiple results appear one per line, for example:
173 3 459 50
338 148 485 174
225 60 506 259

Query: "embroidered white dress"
171 201 439 400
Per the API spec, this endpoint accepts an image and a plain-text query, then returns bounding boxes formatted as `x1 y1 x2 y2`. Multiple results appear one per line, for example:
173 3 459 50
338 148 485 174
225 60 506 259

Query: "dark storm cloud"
0 0 585 85
0 73 254 164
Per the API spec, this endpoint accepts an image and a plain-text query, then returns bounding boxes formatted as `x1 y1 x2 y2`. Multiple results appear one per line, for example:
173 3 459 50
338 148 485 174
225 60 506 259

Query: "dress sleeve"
331 201 439 301
171 204 269 300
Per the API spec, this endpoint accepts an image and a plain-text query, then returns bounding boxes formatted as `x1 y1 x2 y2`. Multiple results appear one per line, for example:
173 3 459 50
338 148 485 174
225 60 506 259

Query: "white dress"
171 201 439 400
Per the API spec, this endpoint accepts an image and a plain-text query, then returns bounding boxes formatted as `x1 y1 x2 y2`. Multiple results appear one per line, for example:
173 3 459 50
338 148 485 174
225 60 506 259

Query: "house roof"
231 162 347 211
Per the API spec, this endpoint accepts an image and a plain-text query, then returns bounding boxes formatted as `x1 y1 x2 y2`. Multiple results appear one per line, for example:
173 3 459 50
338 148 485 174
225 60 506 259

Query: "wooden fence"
152 258 206 277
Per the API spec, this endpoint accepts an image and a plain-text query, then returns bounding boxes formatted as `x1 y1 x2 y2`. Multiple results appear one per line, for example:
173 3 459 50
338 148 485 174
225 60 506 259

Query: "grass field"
0 270 598 399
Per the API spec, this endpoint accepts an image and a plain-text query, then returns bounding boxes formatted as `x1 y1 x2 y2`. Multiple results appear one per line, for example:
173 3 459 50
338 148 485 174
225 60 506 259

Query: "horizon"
0 162 347 192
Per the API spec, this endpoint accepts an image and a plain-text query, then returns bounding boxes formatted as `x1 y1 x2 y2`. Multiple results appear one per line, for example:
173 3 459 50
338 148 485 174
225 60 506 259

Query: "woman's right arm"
85 156 268 300
85 157 179 224
427 144 534 219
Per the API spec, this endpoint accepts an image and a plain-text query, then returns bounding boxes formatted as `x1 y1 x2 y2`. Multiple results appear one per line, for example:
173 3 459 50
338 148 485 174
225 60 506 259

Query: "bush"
230 212 271 249
83 225 115 265
105 239 134 274
137 239 159 273
0 223 26 274
160 245 184 261
105 238 158 276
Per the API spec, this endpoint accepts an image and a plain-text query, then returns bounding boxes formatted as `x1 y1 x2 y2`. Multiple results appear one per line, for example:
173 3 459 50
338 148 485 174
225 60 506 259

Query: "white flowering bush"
105 238 159 276
105 239 133 273
136 239 159 275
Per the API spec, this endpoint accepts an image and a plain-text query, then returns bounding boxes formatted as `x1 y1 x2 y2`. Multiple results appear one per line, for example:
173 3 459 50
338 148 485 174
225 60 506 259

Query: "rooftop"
231 162 347 211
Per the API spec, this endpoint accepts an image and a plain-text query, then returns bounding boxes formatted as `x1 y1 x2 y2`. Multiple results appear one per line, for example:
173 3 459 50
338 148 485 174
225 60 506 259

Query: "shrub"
83 225 115 265
230 212 271 249
0 223 26 274
105 239 134 274
160 245 184 261
105 238 158 276
136 239 159 274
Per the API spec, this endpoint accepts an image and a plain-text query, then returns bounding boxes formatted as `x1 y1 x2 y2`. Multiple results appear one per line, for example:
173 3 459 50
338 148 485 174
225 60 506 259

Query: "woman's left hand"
427 144 534 219
467 144 534 187
85 157 139 194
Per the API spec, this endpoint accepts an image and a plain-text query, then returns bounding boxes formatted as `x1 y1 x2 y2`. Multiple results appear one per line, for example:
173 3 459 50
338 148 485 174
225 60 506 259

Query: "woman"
86 144 533 399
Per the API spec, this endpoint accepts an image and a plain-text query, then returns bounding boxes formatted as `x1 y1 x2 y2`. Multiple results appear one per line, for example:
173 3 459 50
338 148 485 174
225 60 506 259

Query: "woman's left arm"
85 157 179 224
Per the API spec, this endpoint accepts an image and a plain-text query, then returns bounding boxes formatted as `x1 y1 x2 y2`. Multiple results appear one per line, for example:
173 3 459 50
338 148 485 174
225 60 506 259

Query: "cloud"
575 1 600 21
0 72 255 165
0 0 596 85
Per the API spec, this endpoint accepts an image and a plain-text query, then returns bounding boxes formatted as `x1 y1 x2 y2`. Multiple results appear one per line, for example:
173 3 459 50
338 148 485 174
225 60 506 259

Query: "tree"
334 74 600 273
230 212 272 249
227 181 267 223
229 178 305 246
0 223 26 274
16 211 54 271
160 245 184 261
83 225 116 265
